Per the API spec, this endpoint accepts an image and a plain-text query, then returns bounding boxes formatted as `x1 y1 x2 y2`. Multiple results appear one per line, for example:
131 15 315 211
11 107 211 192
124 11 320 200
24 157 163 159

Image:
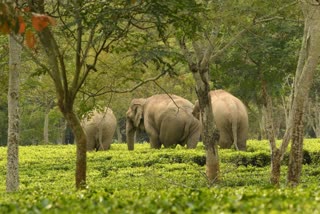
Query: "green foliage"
1 139 320 212
213 17 302 101
0 103 8 146
0 36 8 146
206 1 302 139
0 0 307 147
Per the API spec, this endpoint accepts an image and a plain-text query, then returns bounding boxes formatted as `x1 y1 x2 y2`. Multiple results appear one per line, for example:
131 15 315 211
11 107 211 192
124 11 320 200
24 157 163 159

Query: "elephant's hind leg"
149 135 161 149
185 124 201 149
218 131 233 149
237 135 247 151
147 128 161 148
86 139 96 151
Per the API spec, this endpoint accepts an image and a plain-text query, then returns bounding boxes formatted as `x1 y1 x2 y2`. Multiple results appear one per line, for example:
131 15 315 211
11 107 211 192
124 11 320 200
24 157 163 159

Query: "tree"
305 73 320 138
212 4 302 185
6 33 22 192
177 0 255 182
25 0 95 189
2 0 57 191
179 37 221 182
286 0 320 186
24 0 196 189
252 0 320 186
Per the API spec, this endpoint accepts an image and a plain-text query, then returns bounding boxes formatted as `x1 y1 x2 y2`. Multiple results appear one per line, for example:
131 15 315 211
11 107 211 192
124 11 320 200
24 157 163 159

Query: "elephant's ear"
133 104 143 128
192 100 200 120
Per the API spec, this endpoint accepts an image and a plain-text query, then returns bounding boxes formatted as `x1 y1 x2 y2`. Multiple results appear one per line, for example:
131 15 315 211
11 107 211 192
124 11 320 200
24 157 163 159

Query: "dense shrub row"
0 139 320 213
1 186 320 213
223 139 320 167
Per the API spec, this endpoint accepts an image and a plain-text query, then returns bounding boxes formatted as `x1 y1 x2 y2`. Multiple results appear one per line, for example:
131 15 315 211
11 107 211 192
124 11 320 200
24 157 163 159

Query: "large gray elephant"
126 94 201 150
193 90 248 151
81 107 117 151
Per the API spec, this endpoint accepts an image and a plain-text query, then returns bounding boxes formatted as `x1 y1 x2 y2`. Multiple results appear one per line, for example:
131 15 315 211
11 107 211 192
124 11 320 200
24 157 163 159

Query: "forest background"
1 0 319 146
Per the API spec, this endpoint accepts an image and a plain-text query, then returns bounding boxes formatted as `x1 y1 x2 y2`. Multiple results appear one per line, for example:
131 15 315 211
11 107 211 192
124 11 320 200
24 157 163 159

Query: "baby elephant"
126 94 201 150
81 107 117 151
193 90 248 151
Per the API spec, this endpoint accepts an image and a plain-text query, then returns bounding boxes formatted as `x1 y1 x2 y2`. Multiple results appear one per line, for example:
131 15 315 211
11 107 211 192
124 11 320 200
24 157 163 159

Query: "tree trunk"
205 142 220 183
192 69 220 183
43 107 50 144
116 125 122 143
179 37 220 184
59 119 67 145
270 150 281 185
288 108 304 186
287 1 320 187
315 104 320 138
261 78 282 186
27 0 87 189
262 92 282 185
307 95 320 138
315 95 320 137
62 110 87 189
6 34 22 192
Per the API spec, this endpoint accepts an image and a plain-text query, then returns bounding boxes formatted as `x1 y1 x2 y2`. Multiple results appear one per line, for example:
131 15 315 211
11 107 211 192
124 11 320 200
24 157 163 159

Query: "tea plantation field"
1 139 320 213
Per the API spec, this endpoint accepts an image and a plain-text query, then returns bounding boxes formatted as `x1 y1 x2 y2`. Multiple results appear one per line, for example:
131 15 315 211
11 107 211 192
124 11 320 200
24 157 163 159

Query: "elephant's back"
144 94 194 128
103 108 117 122
210 90 245 111
99 108 117 127
145 94 194 115
210 90 248 127
210 90 235 102
84 108 117 126
210 90 235 114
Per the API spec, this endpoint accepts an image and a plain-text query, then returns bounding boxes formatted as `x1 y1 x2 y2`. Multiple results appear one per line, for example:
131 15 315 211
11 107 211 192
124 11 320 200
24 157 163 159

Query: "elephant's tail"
232 122 239 151
232 113 239 151
98 123 105 150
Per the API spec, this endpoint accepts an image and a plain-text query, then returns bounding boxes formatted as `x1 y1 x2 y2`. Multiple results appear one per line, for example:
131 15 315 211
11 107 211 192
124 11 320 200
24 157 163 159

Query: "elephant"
81 107 117 151
126 94 201 150
193 89 248 151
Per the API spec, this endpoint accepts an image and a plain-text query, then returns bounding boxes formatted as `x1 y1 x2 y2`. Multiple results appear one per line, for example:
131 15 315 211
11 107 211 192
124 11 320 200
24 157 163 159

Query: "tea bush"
0 139 320 213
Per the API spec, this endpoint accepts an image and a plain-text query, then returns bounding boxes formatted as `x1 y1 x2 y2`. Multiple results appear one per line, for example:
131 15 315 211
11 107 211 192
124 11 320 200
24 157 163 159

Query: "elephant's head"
126 98 146 150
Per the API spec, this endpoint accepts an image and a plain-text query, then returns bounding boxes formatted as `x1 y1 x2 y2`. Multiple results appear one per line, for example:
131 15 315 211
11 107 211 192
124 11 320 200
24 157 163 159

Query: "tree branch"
210 29 247 62
13 35 52 78
71 0 83 101
80 71 167 96
178 37 197 72
255 1 299 24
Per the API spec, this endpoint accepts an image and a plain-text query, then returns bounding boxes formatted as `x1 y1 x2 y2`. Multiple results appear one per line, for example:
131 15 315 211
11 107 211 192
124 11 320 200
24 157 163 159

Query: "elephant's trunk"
126 119 136 150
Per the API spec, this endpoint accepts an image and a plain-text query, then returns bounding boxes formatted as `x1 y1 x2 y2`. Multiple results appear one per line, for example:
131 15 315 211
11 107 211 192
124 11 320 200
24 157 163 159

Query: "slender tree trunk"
179 37 220 184
315 105 320 138
287 1 320 187
258 108 265 140
261 79 282 186
62 110 87 189
307 95 320 138
43 107 50 144
28 0 87 189
193 68 220 183
6 34 22 192
116 126 122 143
262 88 285 186
281 82 294 131
35 26 88 188
316 95 320 138
59 119 67 145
